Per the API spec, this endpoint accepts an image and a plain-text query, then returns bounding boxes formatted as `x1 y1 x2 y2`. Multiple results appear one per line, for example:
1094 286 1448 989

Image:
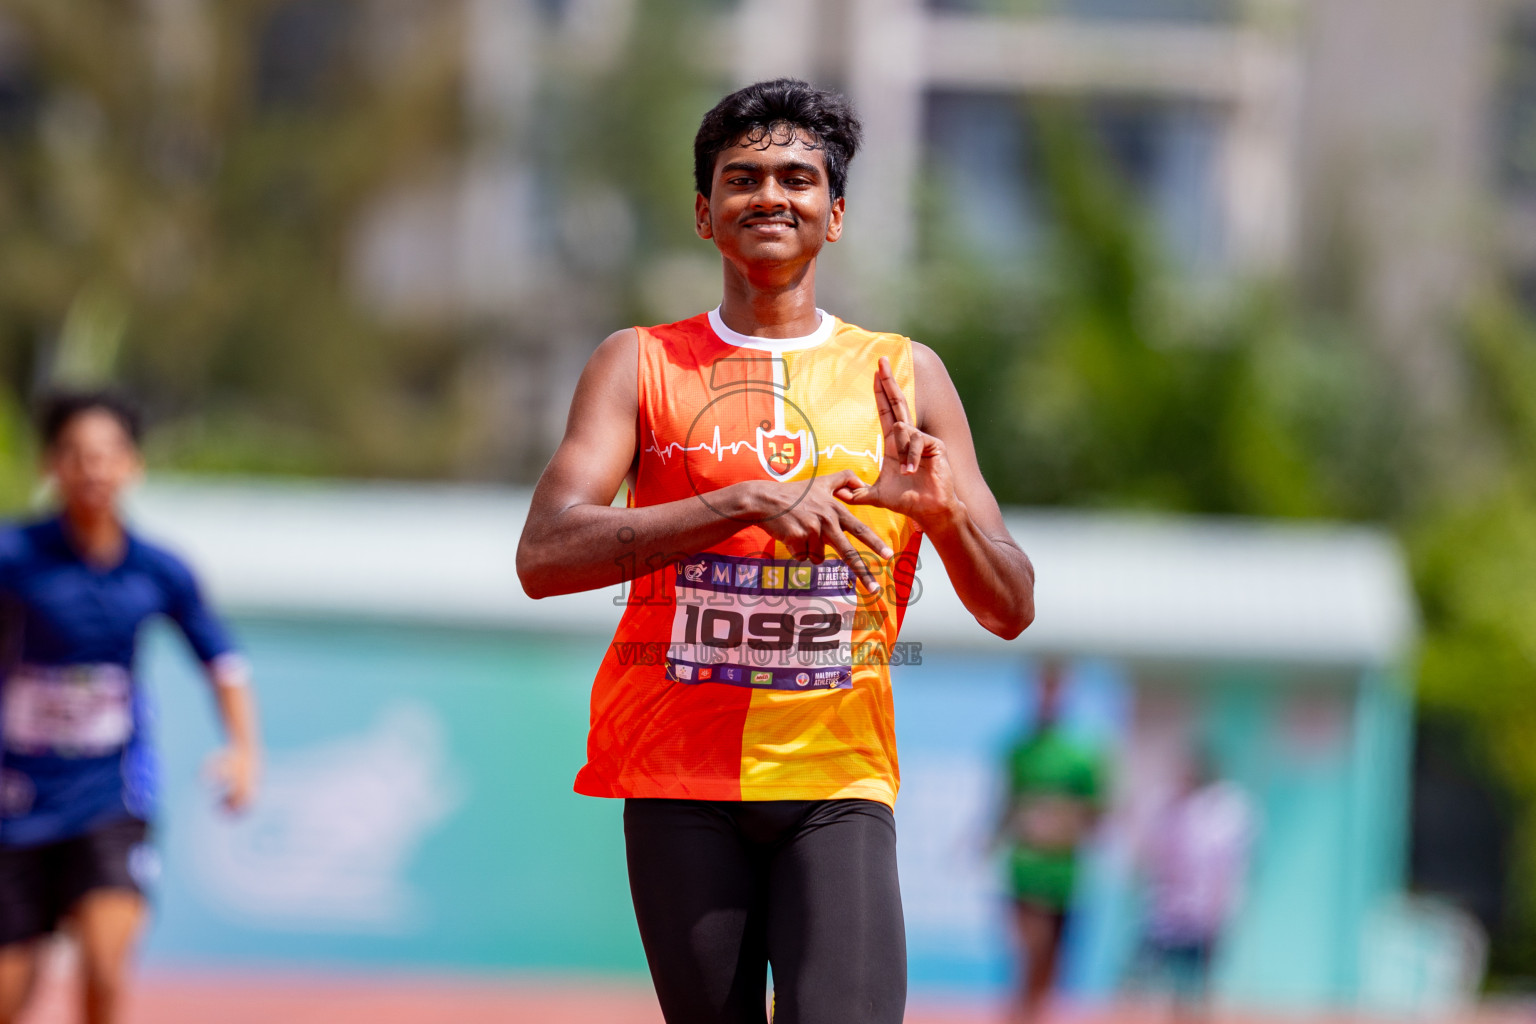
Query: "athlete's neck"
61 505 127 569
717 260 821 338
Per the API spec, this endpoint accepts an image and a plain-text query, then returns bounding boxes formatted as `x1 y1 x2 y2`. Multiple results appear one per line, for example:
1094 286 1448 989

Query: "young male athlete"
518 79 1034 1024
0 391 259 1024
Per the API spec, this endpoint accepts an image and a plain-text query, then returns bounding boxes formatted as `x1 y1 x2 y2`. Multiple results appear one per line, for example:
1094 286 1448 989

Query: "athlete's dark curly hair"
693 79 863 201
37 388 143 448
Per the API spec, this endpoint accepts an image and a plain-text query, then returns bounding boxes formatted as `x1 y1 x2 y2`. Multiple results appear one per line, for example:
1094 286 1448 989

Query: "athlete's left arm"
206 659 260 813
912 344 1035 638
164 555 261 813
840 343 1034 638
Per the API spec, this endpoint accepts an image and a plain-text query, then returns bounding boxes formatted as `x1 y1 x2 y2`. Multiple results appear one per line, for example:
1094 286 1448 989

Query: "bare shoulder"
590 327 640 371
910 339 942 364
907 340 961 431
909 339 950 376
574 328 640 400
553 328 642 450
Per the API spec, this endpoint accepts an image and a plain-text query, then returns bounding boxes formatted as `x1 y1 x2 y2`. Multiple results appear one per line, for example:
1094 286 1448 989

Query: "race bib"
667 553 856 691
2 664 134 757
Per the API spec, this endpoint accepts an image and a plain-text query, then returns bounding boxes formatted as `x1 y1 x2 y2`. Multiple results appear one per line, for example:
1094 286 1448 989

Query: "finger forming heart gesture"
752 471 894 594
834 356 958 528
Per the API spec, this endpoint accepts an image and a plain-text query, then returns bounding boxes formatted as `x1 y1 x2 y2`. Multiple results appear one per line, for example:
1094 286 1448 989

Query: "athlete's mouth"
742 217 796 230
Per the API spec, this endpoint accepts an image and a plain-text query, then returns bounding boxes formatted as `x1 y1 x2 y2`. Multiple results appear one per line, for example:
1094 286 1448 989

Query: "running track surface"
20 968 1534 1024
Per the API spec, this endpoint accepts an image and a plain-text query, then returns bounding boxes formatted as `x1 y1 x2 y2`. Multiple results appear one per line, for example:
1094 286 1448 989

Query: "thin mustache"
741 214 797 226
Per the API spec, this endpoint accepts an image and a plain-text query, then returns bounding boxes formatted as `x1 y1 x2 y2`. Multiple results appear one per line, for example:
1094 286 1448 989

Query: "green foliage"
0 2 731 478
0 0 468 478
0 388 34 515
911 101 1405 520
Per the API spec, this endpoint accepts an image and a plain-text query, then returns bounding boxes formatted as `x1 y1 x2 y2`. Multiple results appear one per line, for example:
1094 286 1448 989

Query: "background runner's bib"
2 664 133 757
575 313 922 807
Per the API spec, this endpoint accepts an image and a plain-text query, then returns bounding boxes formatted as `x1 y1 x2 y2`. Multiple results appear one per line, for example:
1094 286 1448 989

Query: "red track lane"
18 966 1533 1024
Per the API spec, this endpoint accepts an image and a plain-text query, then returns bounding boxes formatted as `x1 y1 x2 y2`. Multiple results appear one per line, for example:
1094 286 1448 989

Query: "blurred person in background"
1132 751 1257 1021
996 662 1106 1024
0 391 260 1024
518 79 1034 1024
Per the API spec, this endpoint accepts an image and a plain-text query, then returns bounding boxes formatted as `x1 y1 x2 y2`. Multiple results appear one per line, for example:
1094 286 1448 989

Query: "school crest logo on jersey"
756 428 810 481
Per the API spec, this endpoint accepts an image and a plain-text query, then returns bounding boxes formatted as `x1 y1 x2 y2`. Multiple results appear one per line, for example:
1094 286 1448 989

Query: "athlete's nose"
751 176 789 212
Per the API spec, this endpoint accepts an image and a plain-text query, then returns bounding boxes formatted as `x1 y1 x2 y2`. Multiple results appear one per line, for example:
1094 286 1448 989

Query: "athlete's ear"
695 193 714 240
826 194 845 244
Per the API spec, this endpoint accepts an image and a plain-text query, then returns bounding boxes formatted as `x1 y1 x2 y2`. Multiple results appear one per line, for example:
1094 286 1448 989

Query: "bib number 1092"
679 605 842 653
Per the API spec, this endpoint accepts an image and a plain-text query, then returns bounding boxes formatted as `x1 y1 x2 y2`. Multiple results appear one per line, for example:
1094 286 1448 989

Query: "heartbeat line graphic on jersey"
819 442 885 462
646 427 757 464
645 429 881 470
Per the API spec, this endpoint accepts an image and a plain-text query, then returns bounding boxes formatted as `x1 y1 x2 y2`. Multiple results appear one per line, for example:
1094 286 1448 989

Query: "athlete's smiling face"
46 409 142 517
695 126 844 272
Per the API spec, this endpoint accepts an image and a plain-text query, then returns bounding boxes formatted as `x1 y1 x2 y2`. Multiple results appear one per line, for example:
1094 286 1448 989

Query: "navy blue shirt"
0 516 237 846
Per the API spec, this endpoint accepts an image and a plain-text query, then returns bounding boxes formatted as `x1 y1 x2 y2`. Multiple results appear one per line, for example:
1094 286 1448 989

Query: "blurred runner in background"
0 390 260 1024
1134 753 1258 1022
997 662 1106 1024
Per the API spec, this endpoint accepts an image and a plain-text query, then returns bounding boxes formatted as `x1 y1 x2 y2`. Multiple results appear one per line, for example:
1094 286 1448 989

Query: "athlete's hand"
207 745 260 813
745 475 893 593
834 356 960 529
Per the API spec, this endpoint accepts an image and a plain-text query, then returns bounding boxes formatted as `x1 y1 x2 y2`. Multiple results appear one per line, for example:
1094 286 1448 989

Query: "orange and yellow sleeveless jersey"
573 309 923 808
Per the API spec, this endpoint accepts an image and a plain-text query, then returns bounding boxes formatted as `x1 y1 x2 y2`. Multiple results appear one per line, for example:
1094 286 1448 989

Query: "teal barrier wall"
138 616 1410 1007
141 617 644 977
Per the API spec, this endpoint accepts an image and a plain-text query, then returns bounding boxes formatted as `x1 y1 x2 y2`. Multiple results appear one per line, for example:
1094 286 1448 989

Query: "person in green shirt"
996 662 1107 1024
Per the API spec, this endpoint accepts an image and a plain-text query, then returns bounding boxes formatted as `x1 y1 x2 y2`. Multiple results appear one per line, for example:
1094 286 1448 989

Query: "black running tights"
623 798 907 1024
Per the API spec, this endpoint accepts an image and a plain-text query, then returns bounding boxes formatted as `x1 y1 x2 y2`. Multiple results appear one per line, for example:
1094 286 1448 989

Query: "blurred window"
1409 721 1511 940
537 0 741 19
920 90 1225 269
1498 7 1536 197
926 0 1237 23
0 16 38 138
255 0 355 108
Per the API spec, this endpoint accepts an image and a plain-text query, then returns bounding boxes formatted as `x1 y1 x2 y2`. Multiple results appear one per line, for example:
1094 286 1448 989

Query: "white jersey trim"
707 307 836 353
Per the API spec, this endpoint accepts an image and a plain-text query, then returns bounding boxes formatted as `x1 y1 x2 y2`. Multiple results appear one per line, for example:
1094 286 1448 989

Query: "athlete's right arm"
517 330 890 598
